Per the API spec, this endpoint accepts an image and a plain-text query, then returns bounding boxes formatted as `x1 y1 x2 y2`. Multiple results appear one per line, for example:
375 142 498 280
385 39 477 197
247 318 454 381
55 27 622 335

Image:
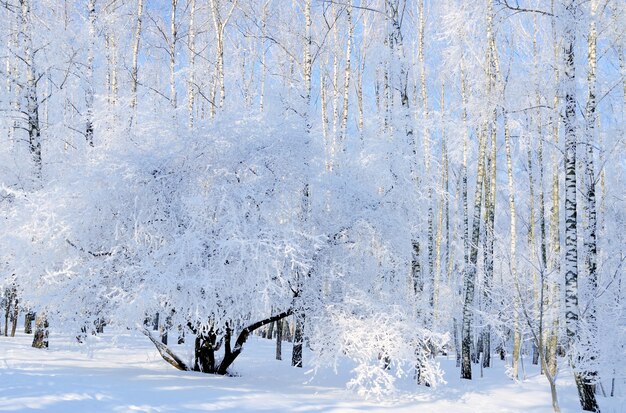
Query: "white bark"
187 0 197 126
85 0 96 146
130 0 144 116
169 0 178 109
340 2 352 144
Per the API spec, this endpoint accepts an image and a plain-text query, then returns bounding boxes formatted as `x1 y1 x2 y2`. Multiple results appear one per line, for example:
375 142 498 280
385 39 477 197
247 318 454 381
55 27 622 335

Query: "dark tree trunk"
24 311 34 334
276 318 283 360
291 314 303 368
3 289 10 336
95 318 105 334
218 310 293 375
284 319 293 342
482 327 491 368
10 298 19 337
533 345 540 365
147 309 293 376
266 320 275 339
32 314 49 348
453 317 461 367
194 327 218 372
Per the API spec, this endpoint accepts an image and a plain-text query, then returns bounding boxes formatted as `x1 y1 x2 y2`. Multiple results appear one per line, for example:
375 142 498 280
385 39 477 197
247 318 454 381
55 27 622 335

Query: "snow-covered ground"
0 332 621 413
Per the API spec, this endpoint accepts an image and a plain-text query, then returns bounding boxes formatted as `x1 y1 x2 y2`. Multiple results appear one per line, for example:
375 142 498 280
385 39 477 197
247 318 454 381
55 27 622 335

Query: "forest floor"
0 331 622 413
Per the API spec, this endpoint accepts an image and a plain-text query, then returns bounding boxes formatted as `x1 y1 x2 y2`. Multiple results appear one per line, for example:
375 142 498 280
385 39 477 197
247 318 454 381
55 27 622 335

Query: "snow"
1 332 620 413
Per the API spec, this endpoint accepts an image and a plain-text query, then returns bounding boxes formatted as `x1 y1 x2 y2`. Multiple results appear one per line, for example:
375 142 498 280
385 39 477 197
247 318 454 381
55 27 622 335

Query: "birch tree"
562 0 599 410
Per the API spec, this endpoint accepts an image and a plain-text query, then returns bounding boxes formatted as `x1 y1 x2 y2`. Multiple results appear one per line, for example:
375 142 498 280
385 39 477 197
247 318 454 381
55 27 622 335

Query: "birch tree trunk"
482 0 498 370
292 0 312 369
458 61 470 372
20 0 42 180
331 8 339 146
169 0 178 110
547 1 561 377
562 1 599 410
582 0 600 401
418 0 434 313
85 0 96 146
434 82 446 321
340 2 352 144
105 31 118 107
259 1 269 113
504 113 521 379
209 0 237 116
187 0 196 126
130 0 144 118
461 125 487 380
527 120 539 366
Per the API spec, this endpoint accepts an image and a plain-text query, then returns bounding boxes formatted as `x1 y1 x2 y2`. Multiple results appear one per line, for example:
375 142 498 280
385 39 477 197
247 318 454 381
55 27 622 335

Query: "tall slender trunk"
533 15 548 369
291 0 312 369
85 0 96 146
20 0 41 179
504 114 520 378
259 1 269 113
434 82 446 321
547 0 561 378
187 0 196 126
321 60 329 157
340 2 352 143
105 31 118 106
461 124 487 380
459 61 470 371
130 0 144 118
482 0 498 370
582 0 599 399
209 0 237 116
418 0 434 314
527 118 539 366
169 0 178 109
331 8 339 148
356 10 367 140
562 1 599 410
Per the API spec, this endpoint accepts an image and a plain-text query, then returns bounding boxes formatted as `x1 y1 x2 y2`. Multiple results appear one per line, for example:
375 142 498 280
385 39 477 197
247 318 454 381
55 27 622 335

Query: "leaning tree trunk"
146 309 293 375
